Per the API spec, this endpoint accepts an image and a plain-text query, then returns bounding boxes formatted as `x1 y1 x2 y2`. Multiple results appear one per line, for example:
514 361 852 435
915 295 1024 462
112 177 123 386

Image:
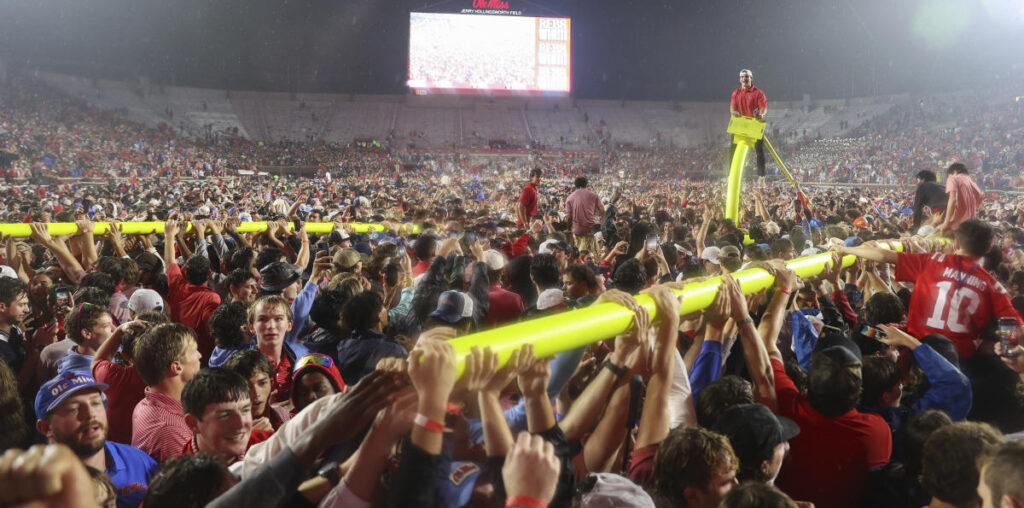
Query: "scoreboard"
408 12 572 94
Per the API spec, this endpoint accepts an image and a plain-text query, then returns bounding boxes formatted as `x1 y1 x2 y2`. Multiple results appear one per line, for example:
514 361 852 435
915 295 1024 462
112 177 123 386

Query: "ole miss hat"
35 371 109 420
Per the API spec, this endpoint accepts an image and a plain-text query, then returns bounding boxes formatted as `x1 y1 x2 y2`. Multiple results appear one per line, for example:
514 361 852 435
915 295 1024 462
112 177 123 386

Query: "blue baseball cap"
370 231 395 244
353 242 373 256
843 236 863 247
35 371 108 420
430 291 474 324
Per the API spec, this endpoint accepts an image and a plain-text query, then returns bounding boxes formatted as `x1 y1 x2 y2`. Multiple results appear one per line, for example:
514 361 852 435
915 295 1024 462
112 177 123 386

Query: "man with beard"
34 371 158 508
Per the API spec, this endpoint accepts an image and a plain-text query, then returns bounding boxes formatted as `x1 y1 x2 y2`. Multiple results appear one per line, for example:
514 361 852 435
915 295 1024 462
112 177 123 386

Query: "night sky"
1 0 1022 101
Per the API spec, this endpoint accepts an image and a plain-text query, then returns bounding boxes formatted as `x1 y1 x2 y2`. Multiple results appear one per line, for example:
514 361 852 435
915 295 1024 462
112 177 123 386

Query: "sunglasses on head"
75 303 103 330
294 354 335 372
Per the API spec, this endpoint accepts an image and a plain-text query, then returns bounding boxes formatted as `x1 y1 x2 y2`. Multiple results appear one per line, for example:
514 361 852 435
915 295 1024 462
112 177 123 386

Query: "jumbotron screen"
408 12 571 94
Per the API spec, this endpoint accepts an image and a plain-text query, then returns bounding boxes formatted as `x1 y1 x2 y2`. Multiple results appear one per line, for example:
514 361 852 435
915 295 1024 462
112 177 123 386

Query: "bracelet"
737 316 754 326
779 287 792 296
601 360 627 378
301 240 310 244
506 496 548 508
413 413 445 434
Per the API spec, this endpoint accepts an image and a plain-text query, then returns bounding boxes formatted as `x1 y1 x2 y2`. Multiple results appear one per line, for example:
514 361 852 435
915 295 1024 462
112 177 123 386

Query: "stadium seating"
26 72 915 151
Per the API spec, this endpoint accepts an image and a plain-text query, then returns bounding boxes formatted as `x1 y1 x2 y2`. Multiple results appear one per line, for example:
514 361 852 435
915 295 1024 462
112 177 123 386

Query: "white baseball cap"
128 289 165 313
700 246 721 265
482 250 507 271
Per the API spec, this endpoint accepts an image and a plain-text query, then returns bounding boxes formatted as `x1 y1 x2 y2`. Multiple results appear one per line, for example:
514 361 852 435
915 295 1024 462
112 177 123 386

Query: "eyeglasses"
294 353 335 372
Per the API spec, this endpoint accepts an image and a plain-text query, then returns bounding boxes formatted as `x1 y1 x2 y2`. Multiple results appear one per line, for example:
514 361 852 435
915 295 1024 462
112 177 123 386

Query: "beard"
54 420 107 458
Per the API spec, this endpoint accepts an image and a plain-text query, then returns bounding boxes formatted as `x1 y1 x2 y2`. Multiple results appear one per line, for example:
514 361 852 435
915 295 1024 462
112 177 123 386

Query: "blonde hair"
247 295 293 324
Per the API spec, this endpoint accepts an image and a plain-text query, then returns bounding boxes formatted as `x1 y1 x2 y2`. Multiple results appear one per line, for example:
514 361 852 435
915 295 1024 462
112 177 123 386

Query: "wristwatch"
316 461 342 487
601 360 627 378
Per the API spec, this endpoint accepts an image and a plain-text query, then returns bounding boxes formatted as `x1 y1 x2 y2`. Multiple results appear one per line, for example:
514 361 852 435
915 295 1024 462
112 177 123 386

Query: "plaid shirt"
131 389 190 463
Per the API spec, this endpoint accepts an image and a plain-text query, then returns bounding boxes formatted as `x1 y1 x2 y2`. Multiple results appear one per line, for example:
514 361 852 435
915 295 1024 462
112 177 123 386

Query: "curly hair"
652 426 737 507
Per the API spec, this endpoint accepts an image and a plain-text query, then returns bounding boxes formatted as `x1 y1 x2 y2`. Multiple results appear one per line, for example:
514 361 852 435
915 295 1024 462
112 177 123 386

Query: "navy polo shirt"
105 441 158 508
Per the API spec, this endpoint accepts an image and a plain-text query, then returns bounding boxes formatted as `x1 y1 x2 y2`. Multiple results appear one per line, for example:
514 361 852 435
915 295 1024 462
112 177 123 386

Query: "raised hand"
875 324 922 350
642 283 681 325
163 220 180 239
502 432 561 505
408 339 458 406
0 444 99 508
516 344 551 400
319 370 402 444
464 346 524 395
705 281 731 329
595 289 650 360
29 223 53 245
721 274 751 323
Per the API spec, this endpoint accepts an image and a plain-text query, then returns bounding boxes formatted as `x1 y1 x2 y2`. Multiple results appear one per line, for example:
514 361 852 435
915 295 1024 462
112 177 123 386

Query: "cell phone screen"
646 234 659 251
860 324 884 339
998 317 1018 357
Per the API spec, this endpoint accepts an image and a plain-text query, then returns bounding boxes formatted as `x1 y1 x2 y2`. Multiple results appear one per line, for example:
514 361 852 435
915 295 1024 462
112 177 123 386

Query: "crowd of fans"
4 79 1022 188
2 79 1024 508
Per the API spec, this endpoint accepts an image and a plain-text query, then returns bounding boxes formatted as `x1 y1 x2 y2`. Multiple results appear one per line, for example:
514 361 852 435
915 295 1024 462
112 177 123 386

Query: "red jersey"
895 252 1022 358
730 86 767 117
772 360 891 508
517 182 538 226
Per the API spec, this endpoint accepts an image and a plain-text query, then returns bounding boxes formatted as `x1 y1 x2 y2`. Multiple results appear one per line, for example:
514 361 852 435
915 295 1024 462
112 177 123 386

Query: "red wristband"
506 495 548 508
779 287 792 295
414 413 445 433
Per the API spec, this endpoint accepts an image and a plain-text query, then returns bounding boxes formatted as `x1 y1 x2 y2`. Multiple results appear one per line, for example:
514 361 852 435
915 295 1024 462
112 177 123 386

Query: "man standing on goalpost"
730 69 768 187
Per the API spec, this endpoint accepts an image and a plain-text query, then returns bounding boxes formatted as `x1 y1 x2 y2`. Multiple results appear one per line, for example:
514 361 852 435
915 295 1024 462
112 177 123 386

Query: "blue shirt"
209 339 310 368
57 347 94 375
690 340 723 405
105 441 158 508
286 281 319 343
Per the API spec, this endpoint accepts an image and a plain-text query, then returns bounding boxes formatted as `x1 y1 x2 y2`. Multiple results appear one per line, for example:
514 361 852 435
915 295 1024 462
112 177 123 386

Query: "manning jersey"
895 252 1022 358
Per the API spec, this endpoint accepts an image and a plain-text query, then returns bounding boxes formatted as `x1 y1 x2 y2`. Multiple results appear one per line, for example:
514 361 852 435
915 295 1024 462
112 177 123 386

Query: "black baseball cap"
714 403 800 461
259 262 301 293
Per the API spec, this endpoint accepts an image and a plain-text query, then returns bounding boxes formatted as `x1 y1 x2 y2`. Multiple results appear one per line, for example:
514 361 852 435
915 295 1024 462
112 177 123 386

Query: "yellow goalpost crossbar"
0 222 420 238
0 219 932 376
